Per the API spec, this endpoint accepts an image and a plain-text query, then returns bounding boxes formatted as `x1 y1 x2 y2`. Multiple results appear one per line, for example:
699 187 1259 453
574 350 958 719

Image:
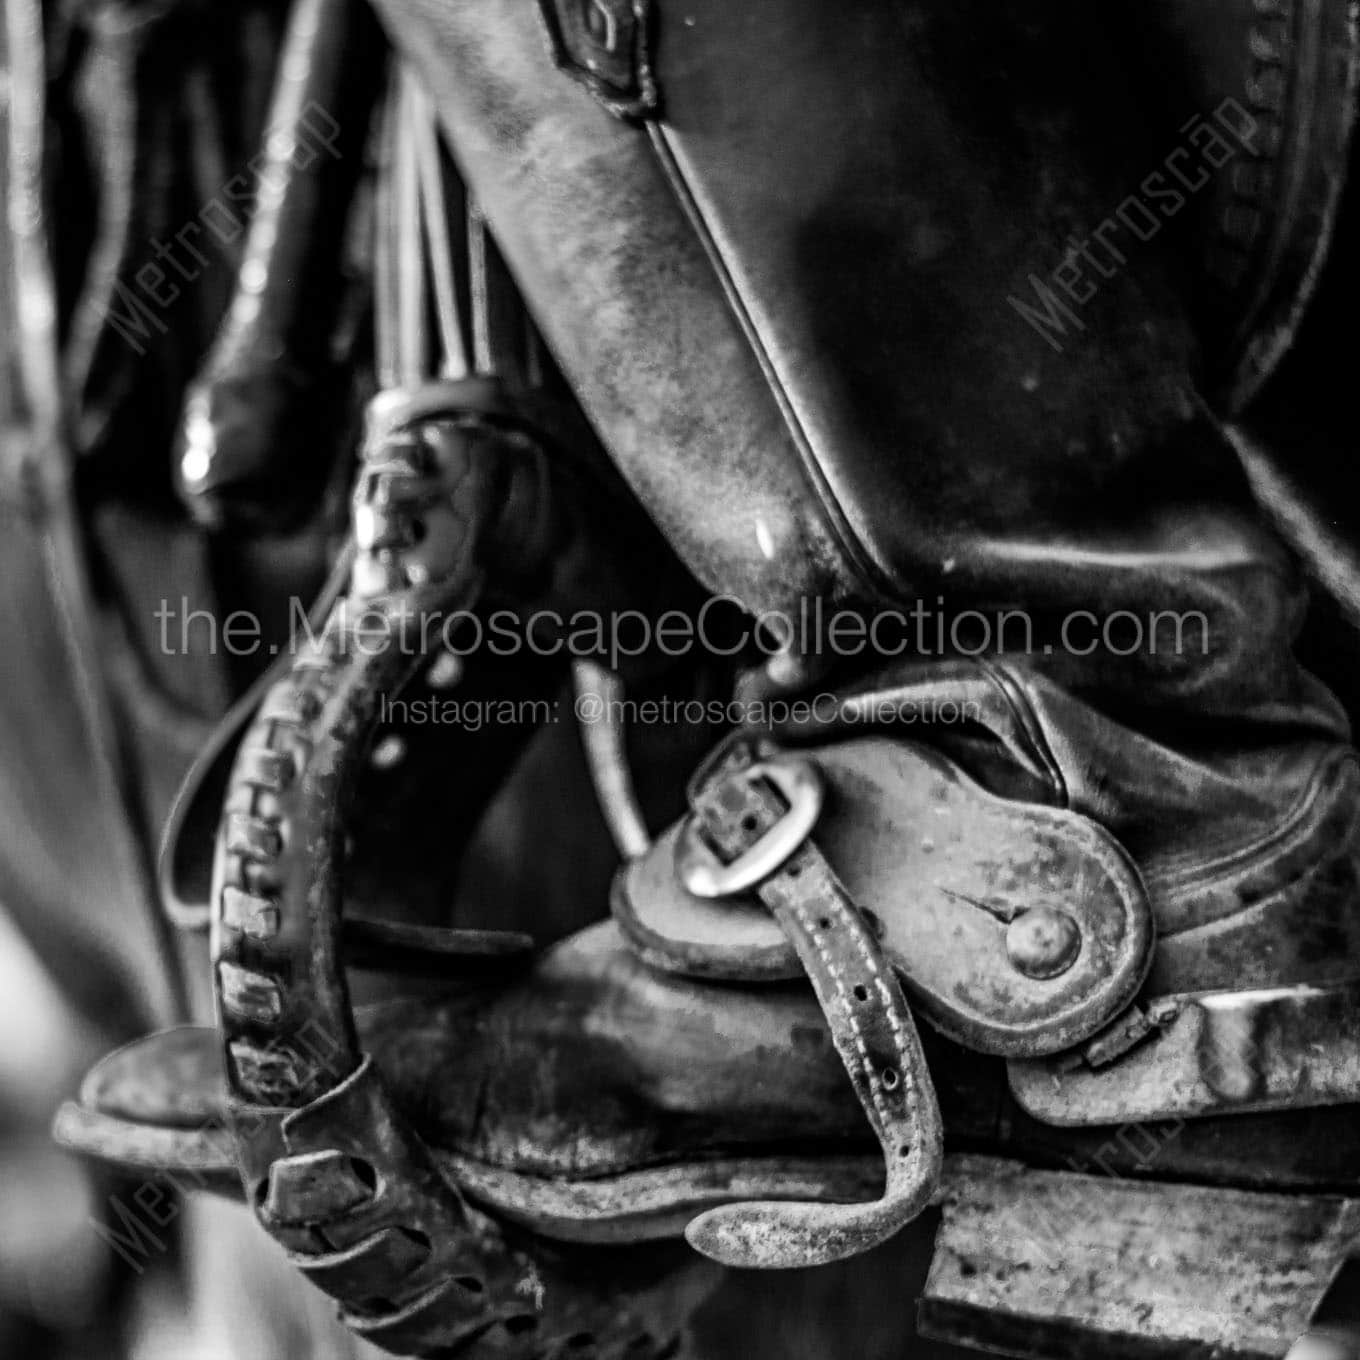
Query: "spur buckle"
674 755 825 899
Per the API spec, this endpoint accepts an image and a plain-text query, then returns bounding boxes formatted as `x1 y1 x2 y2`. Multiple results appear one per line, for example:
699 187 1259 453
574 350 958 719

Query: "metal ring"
674 756 825 899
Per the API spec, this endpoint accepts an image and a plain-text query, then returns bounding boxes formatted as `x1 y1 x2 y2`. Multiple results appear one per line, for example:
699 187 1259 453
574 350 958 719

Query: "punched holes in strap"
675 747 943 1269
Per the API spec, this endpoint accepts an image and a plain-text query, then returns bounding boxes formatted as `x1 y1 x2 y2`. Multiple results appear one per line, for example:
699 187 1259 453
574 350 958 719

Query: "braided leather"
209 382 689 1358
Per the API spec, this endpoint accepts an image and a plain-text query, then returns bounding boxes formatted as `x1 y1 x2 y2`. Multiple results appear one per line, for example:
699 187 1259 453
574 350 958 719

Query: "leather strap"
617 729 1153 1057
677 740 943 1268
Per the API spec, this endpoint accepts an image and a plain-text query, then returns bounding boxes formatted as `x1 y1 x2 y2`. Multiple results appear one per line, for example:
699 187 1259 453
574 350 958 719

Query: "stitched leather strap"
677 740 943 1268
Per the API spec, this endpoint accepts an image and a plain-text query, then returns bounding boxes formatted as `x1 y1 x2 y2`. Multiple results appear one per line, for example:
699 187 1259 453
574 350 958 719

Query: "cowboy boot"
55 0 1360 1356
361 0 1360 1149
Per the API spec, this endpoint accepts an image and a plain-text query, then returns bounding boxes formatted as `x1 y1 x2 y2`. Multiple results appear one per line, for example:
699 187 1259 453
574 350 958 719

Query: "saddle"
17 0 1360 1357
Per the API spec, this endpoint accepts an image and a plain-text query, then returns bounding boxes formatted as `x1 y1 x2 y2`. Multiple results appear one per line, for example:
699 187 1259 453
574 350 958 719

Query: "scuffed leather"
757 659 1360 1000
366 0 1360 1022
675 741 943 1269
56 922 1360 1210
616 735 1153 1056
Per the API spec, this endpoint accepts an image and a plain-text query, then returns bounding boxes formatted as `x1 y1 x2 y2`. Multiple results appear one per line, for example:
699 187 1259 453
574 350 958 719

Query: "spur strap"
675 741 943 1269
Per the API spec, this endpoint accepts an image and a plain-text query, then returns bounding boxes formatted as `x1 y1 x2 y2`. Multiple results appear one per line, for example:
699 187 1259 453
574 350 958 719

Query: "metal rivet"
1006 907 1082 980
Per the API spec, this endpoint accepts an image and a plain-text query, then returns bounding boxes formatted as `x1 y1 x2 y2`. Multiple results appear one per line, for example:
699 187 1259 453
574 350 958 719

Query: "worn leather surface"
618 736 1153 1057
674 742 943 1268
371 0 1354 665
640 0 1195 601
618 652 1360 1002
765 662 1360 990
57 922 1360 1206
67 927 872 1179
366 0 1360 1071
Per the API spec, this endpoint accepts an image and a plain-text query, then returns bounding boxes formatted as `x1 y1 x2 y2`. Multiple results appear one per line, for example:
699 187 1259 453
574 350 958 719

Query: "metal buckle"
674 756 825 899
